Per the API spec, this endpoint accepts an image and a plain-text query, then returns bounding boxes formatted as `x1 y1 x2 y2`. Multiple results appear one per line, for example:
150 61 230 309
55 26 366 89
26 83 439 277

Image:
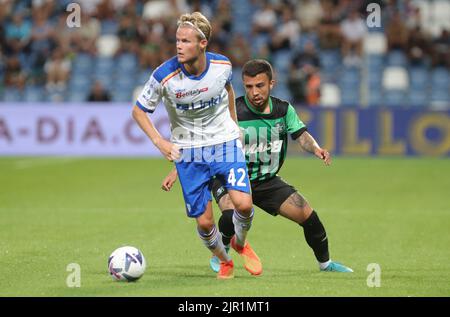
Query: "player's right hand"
157 138 181 162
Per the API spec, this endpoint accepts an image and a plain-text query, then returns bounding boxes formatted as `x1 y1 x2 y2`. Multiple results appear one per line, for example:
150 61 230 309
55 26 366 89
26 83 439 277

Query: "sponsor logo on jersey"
175 87 209 99
176 94 222 110
244 140 283 154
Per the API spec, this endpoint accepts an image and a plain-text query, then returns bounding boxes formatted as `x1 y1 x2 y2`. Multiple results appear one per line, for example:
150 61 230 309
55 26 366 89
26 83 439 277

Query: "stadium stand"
0 0 448 108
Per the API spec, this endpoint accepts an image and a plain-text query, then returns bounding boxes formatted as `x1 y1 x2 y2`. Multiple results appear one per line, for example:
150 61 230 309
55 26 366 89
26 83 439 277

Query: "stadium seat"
96 35 120 57
114 76 137 92
112 90 132 102
23 86 45 102
100 19 119 35
363 32 387 55
368 90 383 107
272 50 292 73
408 89 429 107
409 67 429 89
93 74 113 91
138 69 152 85
384 90 407 106
320 83 341 107
117 53 138 72
383 66 409 90
366 54 384 73
431 86 450 103
340 67 360 86
431 67 449 89
70 74 93 91
320 50 341 73
3 88 23 102
67 90 88 102
387 50 408 67
341 88 360 106
271 79 291 101
231 67 244 97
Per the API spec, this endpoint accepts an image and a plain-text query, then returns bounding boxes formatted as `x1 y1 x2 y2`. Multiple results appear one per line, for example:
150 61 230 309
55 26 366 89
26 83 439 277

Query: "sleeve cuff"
136 100 154 113
291 127 307 140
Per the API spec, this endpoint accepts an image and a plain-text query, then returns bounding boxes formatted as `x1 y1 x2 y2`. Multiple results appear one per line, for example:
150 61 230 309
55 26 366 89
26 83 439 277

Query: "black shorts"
212 176 297 216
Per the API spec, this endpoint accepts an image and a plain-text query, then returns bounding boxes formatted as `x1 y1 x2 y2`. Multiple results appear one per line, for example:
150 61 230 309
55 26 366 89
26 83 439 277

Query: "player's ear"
269 79 275 90
199 38 208 50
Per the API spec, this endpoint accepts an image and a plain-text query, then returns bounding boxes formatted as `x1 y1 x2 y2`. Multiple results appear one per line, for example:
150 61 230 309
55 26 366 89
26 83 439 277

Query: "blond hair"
177 12 212 41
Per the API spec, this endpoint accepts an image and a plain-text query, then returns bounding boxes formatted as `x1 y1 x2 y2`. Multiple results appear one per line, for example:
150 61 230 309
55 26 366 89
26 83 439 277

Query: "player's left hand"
314 148 331 166
161 169 178 191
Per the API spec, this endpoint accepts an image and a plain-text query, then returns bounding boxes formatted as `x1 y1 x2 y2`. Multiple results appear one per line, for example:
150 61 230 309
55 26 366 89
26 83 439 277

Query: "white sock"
198 226 231 262
232 209 254 247
319 259 332 270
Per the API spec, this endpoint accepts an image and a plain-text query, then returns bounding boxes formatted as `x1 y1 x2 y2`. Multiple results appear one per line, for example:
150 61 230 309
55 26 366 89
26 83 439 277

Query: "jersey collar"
179 53 210 81
244 95 273 115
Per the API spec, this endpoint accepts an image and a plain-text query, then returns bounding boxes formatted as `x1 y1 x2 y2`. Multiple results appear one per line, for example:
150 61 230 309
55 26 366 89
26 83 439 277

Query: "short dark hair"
242 59 273 81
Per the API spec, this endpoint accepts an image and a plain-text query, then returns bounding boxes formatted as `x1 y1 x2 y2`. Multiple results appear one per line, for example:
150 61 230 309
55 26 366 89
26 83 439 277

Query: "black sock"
218 209 235 246
300 210 330 263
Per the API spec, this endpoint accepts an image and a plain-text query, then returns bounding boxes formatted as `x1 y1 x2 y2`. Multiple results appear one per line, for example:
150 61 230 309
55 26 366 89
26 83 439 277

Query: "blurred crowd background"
0 0 449 108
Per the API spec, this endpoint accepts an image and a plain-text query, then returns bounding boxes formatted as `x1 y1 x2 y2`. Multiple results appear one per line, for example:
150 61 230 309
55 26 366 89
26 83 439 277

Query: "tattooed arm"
297 131 331 166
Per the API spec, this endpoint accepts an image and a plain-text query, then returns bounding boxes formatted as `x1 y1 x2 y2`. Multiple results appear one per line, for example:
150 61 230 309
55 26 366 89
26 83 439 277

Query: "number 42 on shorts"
228 168 247 187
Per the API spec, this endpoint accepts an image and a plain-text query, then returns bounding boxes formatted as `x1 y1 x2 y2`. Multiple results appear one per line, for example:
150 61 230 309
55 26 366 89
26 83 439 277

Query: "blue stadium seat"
112 90 132 102
384 90 407 106
341 89 360 106
366 54 384 71
101 20 119 35
272 50 292 73
3 88 23 102
431 86 449 103
70 74 93 91
73 53 94 71
431 67 449 89
67 90 88 102
368 90 383 106
23 86 45 102
320 50 341 73
387 50 408 67
114 76 136 91
117 53 138 72
137 69 152 85
295 32 319 52
408 89 429 107
368 70 383 90
96 57 115 72
409 67 429 89
339 67 360 86
231 67 244 96
252 33 270 55
93 74 113 91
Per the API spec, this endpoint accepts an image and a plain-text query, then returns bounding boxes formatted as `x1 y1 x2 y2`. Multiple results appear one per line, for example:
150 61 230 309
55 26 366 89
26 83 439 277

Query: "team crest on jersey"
274 122 285 134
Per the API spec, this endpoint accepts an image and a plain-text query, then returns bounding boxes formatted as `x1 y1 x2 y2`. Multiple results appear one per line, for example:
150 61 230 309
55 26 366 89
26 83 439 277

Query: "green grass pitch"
0 157 449 296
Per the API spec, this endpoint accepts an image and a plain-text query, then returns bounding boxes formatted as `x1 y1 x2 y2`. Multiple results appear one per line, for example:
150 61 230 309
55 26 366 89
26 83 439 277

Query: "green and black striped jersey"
237 95 307 182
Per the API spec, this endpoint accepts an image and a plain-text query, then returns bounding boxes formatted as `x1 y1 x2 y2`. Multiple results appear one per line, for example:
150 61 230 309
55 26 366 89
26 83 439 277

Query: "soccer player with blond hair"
132 12 262 279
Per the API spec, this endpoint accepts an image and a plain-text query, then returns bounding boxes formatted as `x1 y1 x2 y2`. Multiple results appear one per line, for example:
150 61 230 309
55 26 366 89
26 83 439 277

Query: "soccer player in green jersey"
162 59 352 273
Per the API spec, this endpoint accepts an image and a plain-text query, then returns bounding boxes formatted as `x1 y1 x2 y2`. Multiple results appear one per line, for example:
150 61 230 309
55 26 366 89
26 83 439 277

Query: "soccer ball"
108 246 146 282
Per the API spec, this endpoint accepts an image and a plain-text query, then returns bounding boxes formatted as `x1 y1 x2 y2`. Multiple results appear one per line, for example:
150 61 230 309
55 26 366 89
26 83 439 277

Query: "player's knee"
197 218 215 232
234 200 253 215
